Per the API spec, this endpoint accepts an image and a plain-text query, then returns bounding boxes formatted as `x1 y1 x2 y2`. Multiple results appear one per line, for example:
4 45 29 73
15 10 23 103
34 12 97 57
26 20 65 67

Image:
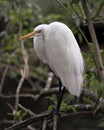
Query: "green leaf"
48 105 55 111
98 120 104 128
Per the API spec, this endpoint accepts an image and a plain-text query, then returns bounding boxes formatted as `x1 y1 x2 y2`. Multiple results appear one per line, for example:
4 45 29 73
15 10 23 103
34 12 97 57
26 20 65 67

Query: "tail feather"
61 73 83 97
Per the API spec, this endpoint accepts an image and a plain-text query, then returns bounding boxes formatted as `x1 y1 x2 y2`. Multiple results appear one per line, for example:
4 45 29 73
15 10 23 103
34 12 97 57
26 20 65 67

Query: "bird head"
19 24 48 41
19 30 41 40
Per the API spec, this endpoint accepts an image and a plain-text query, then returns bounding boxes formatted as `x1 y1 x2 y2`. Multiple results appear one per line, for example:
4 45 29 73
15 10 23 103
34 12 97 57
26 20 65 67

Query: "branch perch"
14 42 29 117
5 104 103 130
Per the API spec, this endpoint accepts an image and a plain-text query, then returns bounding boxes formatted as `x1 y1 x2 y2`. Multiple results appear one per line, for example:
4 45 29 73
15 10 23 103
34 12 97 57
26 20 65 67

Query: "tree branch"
5 103 104 130
0 64 9 94
14 42 29 111
92 1 104 19
82 0 104 82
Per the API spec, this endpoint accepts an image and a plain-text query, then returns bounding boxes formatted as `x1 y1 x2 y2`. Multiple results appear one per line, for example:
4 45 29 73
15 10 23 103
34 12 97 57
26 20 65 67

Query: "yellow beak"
19 30 41 40
19 31 36 40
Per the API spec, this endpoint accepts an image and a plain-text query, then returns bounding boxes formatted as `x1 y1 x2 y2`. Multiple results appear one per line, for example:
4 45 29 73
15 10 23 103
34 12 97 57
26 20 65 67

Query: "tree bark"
82 0 104 82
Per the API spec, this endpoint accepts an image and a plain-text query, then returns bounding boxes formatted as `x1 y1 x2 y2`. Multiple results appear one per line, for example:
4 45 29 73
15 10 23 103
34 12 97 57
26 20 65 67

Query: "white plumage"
33 22 84 97
20 22 84 97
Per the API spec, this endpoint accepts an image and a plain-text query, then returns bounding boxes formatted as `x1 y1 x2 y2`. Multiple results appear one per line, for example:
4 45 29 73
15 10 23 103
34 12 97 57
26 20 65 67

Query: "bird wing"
45 28 84 97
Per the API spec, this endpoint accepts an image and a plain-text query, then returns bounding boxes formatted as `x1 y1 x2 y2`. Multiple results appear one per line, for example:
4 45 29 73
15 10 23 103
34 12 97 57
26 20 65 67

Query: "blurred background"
0 0 104 130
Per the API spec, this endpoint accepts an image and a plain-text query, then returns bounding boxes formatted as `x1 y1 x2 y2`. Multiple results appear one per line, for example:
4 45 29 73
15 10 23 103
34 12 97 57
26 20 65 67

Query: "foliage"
1 0 104 79
0 0 67 79
0 0 104 129
46 96 77 112
97 114 104 128
8 110 28 121
0 0 45 78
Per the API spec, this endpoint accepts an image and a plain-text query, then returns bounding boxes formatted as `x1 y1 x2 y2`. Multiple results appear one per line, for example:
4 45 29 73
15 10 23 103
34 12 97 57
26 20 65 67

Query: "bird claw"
51 109 63 119
44 109 62 122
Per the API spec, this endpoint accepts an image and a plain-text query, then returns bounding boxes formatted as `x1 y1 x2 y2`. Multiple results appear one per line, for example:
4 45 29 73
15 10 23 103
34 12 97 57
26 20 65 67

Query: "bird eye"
36 30 41 33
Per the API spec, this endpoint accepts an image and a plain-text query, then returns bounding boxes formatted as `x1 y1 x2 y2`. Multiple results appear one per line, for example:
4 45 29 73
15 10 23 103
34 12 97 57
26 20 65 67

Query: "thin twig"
14 70 26 112
92 1 104 19
14 43 29 116
5 109 94 130
42 120 47 130
69 1 85 22
92 97 104 115
27 125 37 130
44 72 54 91
53 115 57 130
56 0 70 14
1 88 101 103
14 0 29 115
18 104 36 116
0 119 15 125
0 64 9 94
0 63 19 73
5 111 50 130
35 72 54 100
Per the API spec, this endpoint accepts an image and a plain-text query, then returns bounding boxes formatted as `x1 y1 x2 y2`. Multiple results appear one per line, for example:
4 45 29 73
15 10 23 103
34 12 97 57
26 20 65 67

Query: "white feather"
34 22 84 97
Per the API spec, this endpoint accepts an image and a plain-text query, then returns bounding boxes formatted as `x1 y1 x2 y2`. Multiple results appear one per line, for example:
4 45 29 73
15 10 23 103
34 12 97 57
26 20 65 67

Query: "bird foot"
51 109 62 119
44 109 62 121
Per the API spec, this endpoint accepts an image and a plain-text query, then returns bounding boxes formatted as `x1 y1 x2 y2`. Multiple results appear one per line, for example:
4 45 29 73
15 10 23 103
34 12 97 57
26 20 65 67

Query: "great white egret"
20 22 84 115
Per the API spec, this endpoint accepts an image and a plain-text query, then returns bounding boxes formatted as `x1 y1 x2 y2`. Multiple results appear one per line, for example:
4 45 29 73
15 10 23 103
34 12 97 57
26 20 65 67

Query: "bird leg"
55 86 65 119
45 79 65 121
51 79 65 119
69 96 77 105
56 83 65 113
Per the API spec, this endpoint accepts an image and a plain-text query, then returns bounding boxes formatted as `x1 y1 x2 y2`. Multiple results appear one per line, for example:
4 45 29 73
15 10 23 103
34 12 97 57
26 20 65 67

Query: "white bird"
20 22 84 113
